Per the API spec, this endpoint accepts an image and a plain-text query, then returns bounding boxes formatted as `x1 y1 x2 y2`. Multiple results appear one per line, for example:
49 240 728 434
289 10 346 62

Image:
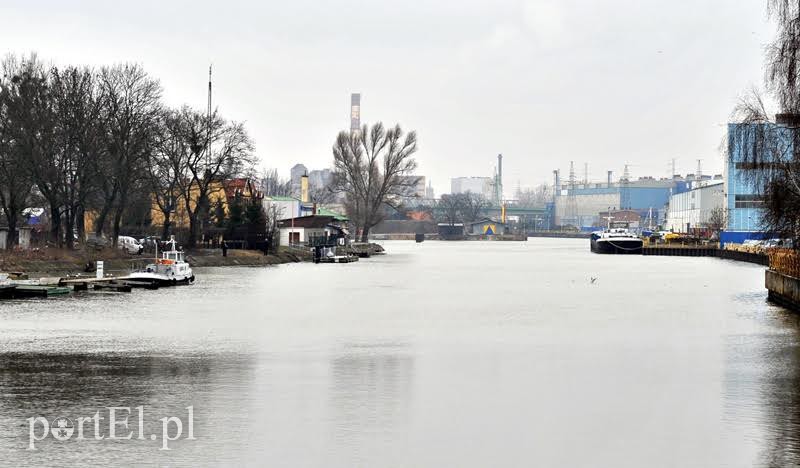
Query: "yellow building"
150 178 263 229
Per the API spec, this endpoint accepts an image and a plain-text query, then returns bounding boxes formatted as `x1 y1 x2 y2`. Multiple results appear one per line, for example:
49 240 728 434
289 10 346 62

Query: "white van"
118 236 143 255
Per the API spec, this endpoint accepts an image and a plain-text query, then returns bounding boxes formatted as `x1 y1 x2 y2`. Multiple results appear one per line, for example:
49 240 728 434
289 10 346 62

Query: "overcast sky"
0 0 774 197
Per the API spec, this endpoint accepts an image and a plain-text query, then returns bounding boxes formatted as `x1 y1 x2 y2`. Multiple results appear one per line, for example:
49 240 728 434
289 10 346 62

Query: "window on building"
734 194 764 209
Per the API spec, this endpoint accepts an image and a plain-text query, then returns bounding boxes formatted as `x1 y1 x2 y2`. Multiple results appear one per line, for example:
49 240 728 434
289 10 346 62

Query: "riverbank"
0 247 309 277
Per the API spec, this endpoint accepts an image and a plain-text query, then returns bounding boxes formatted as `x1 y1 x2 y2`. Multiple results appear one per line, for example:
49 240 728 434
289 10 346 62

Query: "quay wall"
766 270 800 311
642 246 768 265
528 232 591 239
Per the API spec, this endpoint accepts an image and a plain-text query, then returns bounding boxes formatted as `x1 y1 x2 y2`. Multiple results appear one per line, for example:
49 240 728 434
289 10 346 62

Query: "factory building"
721 120 782 244
450 177 494 199
664 181 725 234
553 169 720 229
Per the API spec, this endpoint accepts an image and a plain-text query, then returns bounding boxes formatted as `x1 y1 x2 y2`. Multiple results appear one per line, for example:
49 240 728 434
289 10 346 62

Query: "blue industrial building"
554 175 697 229
720 122 783 245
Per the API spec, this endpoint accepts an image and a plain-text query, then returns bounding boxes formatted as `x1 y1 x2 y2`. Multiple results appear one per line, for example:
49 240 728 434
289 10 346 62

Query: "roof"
315 207 349 221
278 215 337 229
224 178 263 200
265 195 300 202
466 218 506 226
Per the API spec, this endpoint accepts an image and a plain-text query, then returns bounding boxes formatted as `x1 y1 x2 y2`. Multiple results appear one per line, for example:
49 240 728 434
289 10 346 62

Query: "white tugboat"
126 237 195 286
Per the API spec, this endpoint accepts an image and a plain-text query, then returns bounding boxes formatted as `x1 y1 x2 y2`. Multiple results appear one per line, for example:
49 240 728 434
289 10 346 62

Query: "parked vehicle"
118 236 144 255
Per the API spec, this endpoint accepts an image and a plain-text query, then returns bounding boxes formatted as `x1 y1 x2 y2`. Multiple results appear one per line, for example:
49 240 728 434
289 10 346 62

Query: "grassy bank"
0 246 309 277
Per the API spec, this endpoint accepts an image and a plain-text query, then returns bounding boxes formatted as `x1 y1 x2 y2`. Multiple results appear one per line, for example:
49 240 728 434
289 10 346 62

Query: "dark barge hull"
590 239 643 254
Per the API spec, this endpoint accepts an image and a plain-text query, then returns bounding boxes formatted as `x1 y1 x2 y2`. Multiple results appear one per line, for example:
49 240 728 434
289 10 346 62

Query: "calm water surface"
1 239 799 467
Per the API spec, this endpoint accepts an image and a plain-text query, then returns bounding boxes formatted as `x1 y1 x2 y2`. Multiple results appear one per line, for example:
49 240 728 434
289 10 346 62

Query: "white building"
664 181 724 233
262 196 303 220
277 215 342 246
396 175 427 199
451 177 493 198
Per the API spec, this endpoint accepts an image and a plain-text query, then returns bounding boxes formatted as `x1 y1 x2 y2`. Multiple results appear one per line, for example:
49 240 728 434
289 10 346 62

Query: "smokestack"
301 173 309 204
607 170 613 187
497 154 503 200
350 93 361 134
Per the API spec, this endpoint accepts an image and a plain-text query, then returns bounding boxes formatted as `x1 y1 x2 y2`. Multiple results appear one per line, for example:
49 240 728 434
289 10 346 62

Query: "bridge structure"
428 203 548 226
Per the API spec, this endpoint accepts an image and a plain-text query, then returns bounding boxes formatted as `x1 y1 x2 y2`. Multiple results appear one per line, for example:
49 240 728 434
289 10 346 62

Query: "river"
0 238 798 467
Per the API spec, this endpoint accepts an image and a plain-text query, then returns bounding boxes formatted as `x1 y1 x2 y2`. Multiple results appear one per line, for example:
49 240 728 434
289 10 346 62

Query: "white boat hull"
126 271 194 286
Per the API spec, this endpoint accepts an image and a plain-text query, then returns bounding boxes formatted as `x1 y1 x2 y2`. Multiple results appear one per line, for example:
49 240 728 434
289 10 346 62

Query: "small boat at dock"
126 237 195 286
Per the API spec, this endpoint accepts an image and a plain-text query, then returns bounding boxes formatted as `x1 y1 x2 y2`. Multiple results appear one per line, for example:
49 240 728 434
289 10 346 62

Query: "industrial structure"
721 121 774 244
663 180 724 234
553 165 721 229
450 154 505 203
350 93 361 135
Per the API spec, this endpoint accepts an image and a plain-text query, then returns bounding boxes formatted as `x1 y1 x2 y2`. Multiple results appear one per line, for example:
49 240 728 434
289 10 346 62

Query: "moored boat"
126 237 194 286
590 228 643 254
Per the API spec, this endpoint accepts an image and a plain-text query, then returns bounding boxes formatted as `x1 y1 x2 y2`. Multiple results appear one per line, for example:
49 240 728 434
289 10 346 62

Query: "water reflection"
754 311 800 467
0 352 255 466
329 343 414 465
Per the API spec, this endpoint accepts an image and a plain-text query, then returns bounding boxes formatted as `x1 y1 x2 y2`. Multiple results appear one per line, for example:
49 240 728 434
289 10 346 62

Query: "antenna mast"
206 64 212 165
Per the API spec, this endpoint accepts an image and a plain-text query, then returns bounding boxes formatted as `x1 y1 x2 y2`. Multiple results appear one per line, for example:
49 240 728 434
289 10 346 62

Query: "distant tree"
263 203 283 254
706 206 727 236
227 196 245 230
213 199 226 228
516 184 552 208
459 191 491 223
260 168 292 197
308 184 336 204
148 107 191 240
3 55 63 245
178 109 254 247
94 64 162 246
437 193 464 226
331 122 418 242
50 65 104 248
0 56 37 249
245 201 266 226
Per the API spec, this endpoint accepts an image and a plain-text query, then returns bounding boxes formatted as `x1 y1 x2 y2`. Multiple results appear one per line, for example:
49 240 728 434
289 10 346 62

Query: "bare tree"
260 168 292 197
94 64 162 246
263 202 284 254
308 184 336 204
148 107 191 239
50 65 104 248
331 122 418 242
515 184 552 208
459 191 490 223
437 193 464 226
0 56 36 249
2 54 62 246
729 0 800 245
178 108 254 247
706 206 727 236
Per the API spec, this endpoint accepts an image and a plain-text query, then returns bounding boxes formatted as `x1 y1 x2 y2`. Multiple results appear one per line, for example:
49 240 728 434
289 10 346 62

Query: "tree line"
0 54 255 249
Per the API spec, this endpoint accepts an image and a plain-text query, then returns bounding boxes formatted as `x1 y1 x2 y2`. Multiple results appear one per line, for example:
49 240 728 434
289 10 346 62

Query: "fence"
768 248 800 278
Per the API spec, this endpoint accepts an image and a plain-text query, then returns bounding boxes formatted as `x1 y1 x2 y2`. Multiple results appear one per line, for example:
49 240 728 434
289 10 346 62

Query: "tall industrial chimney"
301 173 309 204
607 170 613 187
497 154 503 201
350 93 361 135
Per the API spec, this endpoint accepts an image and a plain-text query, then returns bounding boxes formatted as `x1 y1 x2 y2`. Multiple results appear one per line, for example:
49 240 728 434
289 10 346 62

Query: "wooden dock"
318 256 359 264
92 283 132 293
13 285 71 298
